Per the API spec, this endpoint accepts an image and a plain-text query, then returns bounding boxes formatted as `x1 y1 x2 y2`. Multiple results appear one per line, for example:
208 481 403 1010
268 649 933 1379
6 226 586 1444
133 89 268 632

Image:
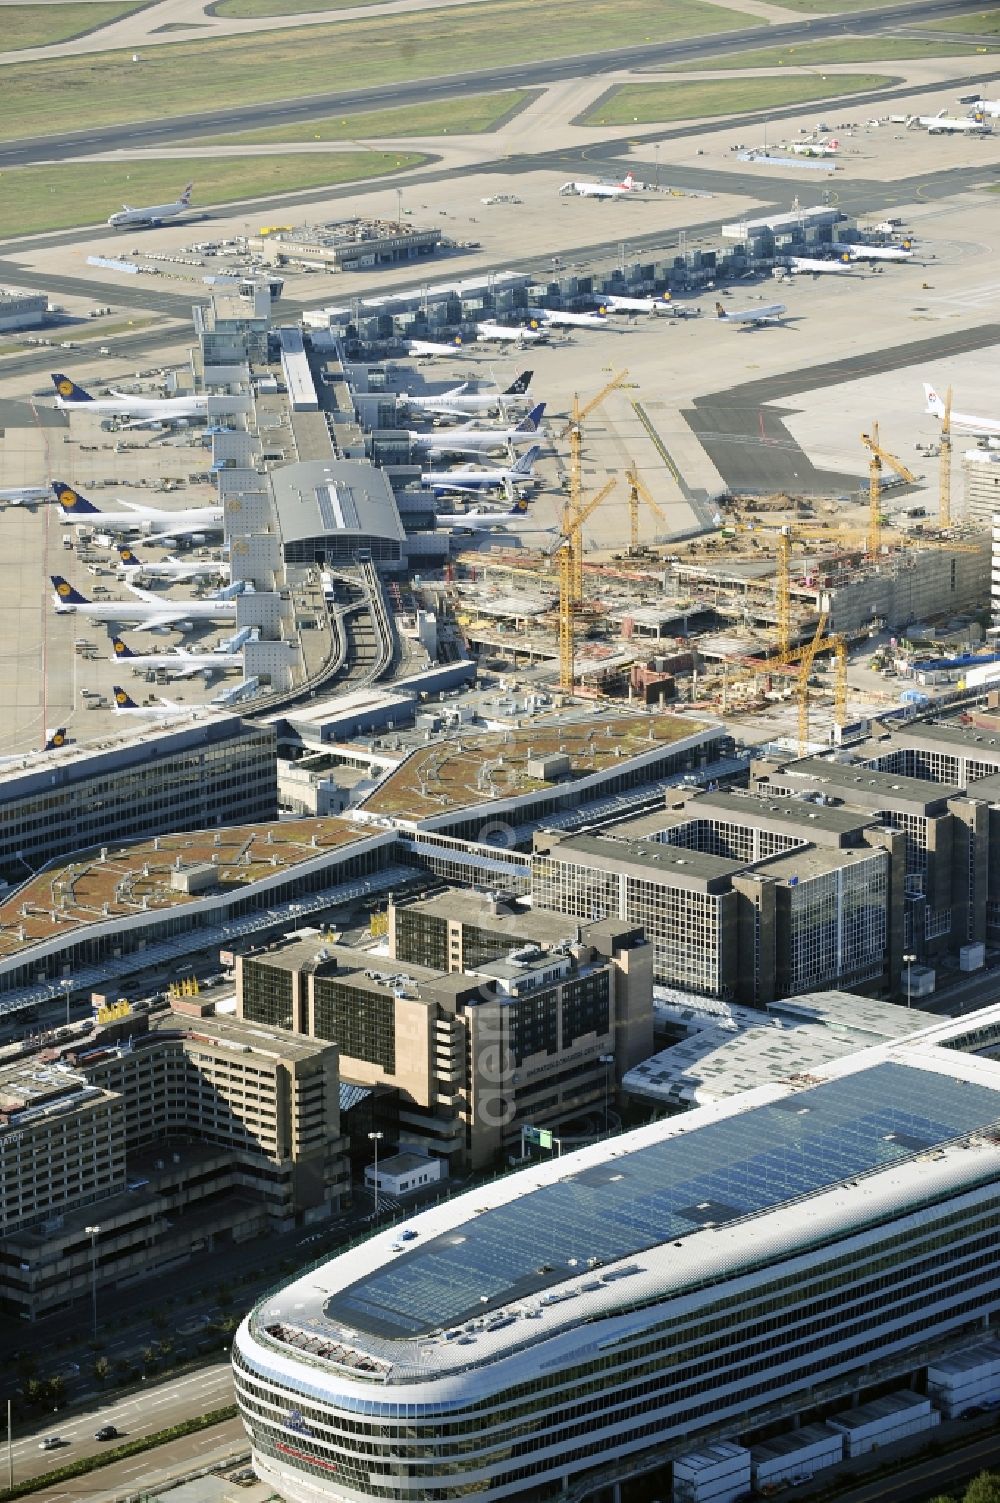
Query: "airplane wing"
130 612 190 633
147 521 215 540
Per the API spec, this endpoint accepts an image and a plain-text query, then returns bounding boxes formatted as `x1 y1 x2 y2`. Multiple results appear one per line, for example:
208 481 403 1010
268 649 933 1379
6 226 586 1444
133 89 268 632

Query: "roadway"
0 0 992 169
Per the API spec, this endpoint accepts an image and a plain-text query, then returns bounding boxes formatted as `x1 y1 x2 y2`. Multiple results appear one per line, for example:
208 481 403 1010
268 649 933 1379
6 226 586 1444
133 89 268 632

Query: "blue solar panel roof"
325 1063 1000 1339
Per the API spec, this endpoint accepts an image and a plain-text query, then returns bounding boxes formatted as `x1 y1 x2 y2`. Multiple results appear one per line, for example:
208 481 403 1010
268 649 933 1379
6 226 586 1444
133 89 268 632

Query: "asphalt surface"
684 321 1000 494
0 0 992 169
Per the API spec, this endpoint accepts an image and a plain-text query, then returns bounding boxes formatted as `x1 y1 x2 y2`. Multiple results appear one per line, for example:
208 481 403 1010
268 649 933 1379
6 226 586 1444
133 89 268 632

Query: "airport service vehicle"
108 183 194 229
924 384 1000 438
116 546 230 581
110 632 250 678
53 482 222 544
558 172 638 199
409 403 545 457
420 445 541 498
715 301 787 327
50 576 237 632
399 371 533 417
51 373 209 425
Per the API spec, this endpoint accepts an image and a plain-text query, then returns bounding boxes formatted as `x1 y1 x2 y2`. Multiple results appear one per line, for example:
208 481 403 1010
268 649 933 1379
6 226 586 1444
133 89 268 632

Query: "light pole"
368 1132 384 1221
598 1054 614 1136
84 1226 100 1342
903 953 916 1008
654 142 661 189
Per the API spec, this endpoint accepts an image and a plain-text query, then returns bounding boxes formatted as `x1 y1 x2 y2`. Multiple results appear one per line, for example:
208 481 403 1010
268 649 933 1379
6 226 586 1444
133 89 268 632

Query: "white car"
39 1437 63 1451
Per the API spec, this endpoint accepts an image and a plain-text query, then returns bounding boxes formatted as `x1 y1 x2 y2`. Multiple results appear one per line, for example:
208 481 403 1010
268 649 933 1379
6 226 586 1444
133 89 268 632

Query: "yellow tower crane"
559 477 617 693
776 526 792 664
940 386 953 529
559 371 629 603
625 462 669 552
834 636 848 732
797 610 829 756
861 422 918 559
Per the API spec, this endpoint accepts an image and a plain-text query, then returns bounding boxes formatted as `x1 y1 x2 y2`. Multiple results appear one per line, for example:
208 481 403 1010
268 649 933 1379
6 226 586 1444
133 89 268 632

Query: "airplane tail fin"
621 172 635 190
924 383 944 417
506 370 533 395
179 183 194 204
43 728 67 751
51 373 93 403
117 545 142 568
511 444 541 476
112 685 140 712
511 497 529 515
516 402 546 433
53 481 101 515
51 575 88 605
111 635 136 661
715 302 728 319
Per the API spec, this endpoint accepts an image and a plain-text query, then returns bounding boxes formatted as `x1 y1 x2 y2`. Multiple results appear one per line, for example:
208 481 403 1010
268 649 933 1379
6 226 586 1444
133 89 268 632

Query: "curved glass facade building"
234 1047 1000 1503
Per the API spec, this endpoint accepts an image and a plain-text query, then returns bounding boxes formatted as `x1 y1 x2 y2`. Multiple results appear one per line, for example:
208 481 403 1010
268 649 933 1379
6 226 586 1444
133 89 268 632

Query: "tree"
93 1356 110 1383
965 1474 1000 1503
46 1375 65 1410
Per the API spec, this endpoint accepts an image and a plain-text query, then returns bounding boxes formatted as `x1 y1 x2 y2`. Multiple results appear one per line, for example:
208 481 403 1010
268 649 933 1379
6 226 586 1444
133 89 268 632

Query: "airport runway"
0 0 993 170
685 322 1000 495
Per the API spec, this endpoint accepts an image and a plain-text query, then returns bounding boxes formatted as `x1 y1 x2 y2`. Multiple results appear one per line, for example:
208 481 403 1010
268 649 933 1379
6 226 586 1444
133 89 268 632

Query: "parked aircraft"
108 183 194 229
531 308 609 329
420 445 542 498
714 301 787 327
116 546 230 581
831 242 913 263
110 634 248 677
918 110 988 134
51 373 209 424
400 372 533 418
434 498 557 536
786 256 853 275
559 172 638 199
0 728 67 767
603 294 671 314
476 321 546 345
0 485 53 505
111 685 190 719
789 138 839 157
407 338 465 359
410 404 545 457
50 576 237 632
924 384 1000 438
52 482 222 543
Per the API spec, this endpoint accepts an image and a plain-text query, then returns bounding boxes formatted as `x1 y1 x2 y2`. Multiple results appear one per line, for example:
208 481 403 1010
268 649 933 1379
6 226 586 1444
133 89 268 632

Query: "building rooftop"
540 832 743 888
360 711 712 822
271 459 404 548
246 1047 1000 1386
395 893 579 945
762 755 962 809
0 817 379 960
887 722 1000 759
752 845 882 883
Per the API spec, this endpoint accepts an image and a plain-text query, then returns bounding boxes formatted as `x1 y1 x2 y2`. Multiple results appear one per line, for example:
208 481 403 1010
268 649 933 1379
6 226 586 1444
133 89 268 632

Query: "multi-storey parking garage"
233 1038 1000 1503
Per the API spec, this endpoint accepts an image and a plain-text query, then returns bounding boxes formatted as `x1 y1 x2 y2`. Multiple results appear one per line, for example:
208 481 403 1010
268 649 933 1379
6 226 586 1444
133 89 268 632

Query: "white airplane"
531 308 609 329
110 633 248 677
421 445 541 498
786 256 853 275
924 384 1000 438
111 685 191 719
789 138 839 157
407 338 465 359
831 241 913 263
559 172 638 200
108 183 194 230
0 485 53 506
918 110 989 135
400 371 533 418
715 300 787 328
51 373 208 425
476 321 546 345
116 545 230 581
0 728 68 768
50 576 237 632
972 99 1000 118
410 403 545 457
603 293 671 314
52 482 222 543
434 499 557 536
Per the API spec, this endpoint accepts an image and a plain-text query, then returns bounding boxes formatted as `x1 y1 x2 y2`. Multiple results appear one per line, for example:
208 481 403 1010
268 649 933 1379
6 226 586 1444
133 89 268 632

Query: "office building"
232 1028 1000 1503
0 289 48 332
0 1007 347 1320
236 920 652 1172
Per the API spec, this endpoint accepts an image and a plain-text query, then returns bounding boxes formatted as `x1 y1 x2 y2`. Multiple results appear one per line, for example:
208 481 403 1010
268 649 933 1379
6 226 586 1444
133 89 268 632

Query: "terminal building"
232 1019 1000 1503
0 1005 348 1321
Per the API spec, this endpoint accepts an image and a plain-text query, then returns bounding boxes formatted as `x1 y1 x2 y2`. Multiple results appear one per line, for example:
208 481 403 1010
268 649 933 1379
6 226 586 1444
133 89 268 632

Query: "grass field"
0 0 763 141
0 152 423 239
194 91 534 145
210 0 392 14
0 1 149 51
663 37 992 71
920 7 1000 33
764 0 896 11
582 74 890 126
